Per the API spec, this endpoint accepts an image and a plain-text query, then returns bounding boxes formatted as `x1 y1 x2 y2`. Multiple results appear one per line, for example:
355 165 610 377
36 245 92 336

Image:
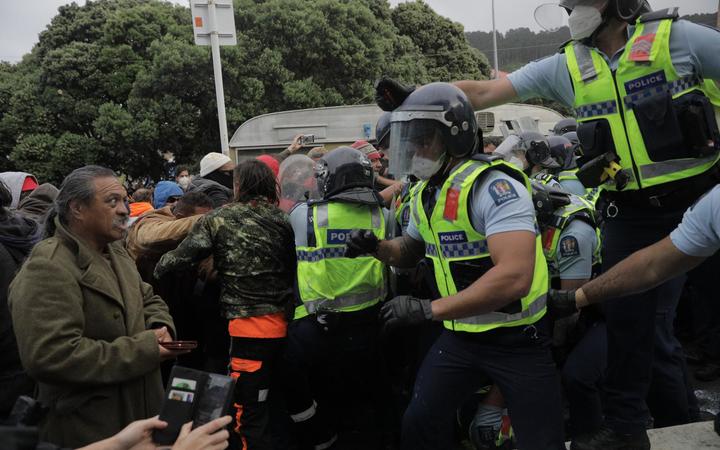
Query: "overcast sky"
1 0 717 63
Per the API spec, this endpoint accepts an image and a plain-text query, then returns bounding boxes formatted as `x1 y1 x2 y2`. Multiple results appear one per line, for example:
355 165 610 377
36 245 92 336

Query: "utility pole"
491 0 499 79
207 0 229 155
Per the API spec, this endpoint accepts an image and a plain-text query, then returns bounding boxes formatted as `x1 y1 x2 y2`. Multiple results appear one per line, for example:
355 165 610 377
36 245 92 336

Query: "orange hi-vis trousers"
228 313 287 450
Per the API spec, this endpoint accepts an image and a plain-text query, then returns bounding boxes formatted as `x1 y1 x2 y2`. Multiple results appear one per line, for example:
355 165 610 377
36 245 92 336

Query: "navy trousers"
601 204 701 432
401 318 565 450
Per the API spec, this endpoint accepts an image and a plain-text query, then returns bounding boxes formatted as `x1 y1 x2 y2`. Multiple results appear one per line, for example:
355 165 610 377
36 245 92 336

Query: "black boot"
570 426 650 450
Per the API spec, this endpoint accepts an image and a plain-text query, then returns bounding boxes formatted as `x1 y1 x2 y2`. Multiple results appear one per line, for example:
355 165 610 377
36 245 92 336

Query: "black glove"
379 295 433 334
374 77 416 111
344 229 380 258
548 289 578 319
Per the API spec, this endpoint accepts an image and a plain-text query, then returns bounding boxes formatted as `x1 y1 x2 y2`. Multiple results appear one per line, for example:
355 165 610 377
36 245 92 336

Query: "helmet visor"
278 155 319 212
535 3 567 31
388 115 447 179
558 0 606 9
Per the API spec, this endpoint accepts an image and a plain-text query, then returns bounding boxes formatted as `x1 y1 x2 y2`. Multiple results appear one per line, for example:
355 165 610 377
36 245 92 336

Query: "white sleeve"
670 186 720 257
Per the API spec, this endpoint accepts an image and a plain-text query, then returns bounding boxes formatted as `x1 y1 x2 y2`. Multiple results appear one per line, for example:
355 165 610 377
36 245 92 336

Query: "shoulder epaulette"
638 7 679 23
557 39 573 53
471 153 503 163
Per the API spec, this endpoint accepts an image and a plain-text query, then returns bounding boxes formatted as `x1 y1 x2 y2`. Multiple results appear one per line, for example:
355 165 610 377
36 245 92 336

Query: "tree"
2 0 490 184
391 1 491 81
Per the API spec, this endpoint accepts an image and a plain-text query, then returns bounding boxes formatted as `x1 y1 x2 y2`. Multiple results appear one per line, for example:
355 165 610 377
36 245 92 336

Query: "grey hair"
44 165 117 237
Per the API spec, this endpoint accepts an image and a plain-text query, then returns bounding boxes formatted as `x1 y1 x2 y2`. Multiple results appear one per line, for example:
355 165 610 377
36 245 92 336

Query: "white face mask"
411 154 446 180
177 175 190 189
568 5 603 40
507 156 526 171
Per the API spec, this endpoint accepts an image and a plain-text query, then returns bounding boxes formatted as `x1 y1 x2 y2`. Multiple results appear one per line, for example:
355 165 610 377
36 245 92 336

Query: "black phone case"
153 366 235 445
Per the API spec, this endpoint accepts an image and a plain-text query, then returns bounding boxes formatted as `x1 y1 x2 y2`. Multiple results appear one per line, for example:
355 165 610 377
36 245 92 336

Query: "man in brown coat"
126 191 212 283
9 166 185 448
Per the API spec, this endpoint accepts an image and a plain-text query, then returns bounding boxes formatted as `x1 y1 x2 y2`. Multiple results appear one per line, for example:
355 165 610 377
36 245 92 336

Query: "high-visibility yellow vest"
539 194 602 276
565 14 720 191
294 202 386 319
413 158 548 333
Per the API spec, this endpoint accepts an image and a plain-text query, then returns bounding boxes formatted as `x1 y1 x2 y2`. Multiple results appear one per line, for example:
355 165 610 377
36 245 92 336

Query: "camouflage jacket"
154 197 296 319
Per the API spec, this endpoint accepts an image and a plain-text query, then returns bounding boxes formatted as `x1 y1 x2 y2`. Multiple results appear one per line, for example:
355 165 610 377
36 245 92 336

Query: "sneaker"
570 426 650 450
695 363 720 382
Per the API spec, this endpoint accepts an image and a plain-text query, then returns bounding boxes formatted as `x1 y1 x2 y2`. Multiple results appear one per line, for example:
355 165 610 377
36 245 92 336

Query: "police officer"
374 1 720 447
531 181 608 438
282 147 386 450
348 82 564 450
552 184 720 438
548 135 589 196
495 132 587 196
468 181 600 448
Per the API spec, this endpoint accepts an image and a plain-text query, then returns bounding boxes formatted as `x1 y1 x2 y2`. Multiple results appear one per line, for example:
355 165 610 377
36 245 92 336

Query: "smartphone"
299 134 315 145
160 340 198 350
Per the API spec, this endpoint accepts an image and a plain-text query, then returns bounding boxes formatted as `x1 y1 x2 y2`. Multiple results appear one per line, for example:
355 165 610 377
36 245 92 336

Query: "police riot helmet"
547 135 576 169
388 82 478 179
315 147 374 199
562 131 583 157
278 154 319 212
559 0 651 22
519 131 560 169
375 112 392 151
552 118 578 136
531 180 572 226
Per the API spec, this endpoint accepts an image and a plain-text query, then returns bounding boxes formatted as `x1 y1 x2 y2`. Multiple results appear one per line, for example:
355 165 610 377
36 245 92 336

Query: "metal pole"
207 0 230 155
491 0 499 79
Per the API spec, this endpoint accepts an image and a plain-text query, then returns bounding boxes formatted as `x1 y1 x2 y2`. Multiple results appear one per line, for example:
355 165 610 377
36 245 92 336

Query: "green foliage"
2 0 489 184
392 1 491 81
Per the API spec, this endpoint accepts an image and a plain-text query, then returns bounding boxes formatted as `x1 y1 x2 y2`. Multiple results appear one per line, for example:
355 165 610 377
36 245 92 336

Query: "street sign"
191 0 237 46
190 0 236 155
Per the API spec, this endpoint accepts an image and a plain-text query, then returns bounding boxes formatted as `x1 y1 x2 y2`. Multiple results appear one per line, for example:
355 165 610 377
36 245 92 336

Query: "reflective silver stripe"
573 43 597 83
258 389 269 402
426 243 438 257
640 19 660 37
639 154 718 180
314 435 338 450
452 162 483 190
296 247 346 262
290 400 317 423
316 203 329 228
575 100 618 119
455 294 547 326
371 206 381 229
303 286 386 314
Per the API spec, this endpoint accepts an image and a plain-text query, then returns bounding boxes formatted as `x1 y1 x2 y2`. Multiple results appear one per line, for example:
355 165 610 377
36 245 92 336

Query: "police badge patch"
559 236 580 257
488 179 519 206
